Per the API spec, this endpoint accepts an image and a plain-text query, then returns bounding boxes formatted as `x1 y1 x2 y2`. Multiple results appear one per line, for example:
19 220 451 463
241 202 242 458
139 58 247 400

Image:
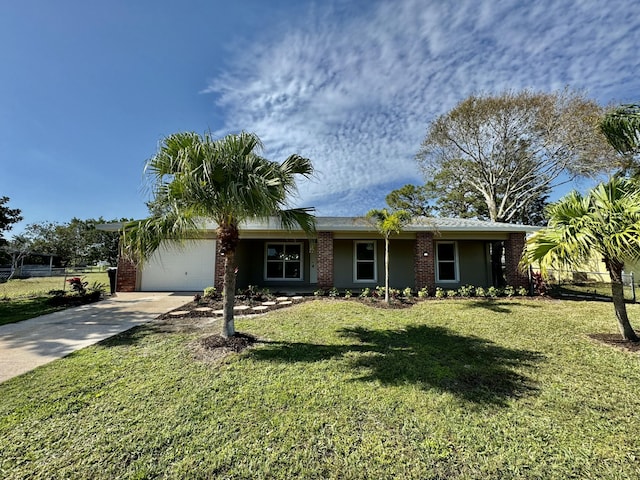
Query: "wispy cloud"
205 0 640 215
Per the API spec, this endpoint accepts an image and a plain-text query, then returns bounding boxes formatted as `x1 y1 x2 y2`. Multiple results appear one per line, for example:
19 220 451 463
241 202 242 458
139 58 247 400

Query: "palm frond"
600 104 640 156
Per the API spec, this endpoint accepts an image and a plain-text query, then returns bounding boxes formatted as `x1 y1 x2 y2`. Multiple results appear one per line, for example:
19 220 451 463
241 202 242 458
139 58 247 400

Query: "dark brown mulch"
189 332 259 363
588 333 640 353
200 332 257 352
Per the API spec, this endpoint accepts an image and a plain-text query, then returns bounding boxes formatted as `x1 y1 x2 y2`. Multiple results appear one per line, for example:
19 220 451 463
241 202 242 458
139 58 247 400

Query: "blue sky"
1 0 638 236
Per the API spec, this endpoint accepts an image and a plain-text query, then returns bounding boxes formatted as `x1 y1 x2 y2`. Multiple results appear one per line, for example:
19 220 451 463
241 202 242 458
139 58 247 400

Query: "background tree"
385 185 434 217
0 197 22 246
416 89 611 285
366 208 411 303
387 179 548 225
599 103 640 177
3 234 31 280
121 131 315 338
416 89 612 223
521 178 640 341
16 218 124 267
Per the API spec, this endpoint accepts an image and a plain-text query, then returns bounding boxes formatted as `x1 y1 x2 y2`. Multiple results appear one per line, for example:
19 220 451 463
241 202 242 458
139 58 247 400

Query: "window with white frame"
265 243 303 280
436 242 458 282
354 241 377 282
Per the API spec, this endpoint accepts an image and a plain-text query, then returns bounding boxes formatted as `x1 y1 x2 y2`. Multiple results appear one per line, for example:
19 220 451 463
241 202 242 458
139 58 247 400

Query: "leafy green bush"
458 285 475 297
435 287 445 298
328 287 340 298
344 289 352 298
203 286 217 298
417 286 430 298
359 287 371 298
487 286 501 298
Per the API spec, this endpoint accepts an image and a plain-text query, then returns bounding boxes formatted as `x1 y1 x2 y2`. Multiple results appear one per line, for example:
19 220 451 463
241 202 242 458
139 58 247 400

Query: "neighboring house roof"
99 216 539 233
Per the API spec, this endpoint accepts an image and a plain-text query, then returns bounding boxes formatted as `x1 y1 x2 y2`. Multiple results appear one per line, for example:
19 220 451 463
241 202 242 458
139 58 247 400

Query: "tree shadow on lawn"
461 299 545 314
250 324 544 406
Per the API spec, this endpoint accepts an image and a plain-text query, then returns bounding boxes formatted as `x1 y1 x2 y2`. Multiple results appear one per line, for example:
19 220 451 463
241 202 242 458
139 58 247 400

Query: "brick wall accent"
317 231 334 288
415 232 435 292
214 240 225 292
116 256 137 292
504 232 528 288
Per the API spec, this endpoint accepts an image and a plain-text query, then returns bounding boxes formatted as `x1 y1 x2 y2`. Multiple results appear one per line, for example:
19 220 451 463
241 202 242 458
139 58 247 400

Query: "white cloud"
205 0 640 215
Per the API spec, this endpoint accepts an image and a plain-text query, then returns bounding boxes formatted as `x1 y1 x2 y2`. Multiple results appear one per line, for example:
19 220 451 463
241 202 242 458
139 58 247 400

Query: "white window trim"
353 240 377 283
264 242 304 281
436 241 459 283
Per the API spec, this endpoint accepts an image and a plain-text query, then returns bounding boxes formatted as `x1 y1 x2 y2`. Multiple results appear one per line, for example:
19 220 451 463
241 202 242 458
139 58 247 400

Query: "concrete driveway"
0 292 192 383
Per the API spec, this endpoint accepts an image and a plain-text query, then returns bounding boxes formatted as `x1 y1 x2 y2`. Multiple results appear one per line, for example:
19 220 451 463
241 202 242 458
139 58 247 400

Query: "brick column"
214 240 225 292
317 231 334 288
415 232 435 292
505 232 528 288
116 256 137 292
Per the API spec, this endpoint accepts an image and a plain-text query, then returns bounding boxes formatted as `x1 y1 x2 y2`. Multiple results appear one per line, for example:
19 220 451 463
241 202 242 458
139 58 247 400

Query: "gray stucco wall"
434 240 491 288
333 239 415 290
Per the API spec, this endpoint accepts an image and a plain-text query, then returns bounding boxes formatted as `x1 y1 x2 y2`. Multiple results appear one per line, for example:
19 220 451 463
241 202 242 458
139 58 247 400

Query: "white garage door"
140 240 216 291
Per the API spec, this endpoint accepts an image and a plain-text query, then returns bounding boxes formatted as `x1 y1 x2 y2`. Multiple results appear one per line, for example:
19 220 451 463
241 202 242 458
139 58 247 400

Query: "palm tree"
366 208 411 303
600 104 640 176
121 131 315 338
521 177 640 341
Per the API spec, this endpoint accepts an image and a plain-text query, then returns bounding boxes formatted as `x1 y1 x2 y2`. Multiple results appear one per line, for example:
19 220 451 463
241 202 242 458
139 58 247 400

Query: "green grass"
1 299 639 479
0 273 109 325
0 297 67 326
0 273 109 300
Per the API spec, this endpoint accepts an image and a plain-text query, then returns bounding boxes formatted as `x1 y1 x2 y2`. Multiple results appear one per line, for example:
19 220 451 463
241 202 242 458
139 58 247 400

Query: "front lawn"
0 273 109 325
1 299 639 479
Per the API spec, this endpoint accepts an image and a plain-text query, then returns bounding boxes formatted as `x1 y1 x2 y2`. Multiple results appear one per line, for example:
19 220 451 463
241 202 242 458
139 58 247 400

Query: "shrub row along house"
102 216 537 294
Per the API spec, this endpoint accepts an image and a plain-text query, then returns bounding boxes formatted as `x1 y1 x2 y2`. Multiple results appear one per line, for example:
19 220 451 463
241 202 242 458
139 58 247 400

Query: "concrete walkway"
0 292 192 383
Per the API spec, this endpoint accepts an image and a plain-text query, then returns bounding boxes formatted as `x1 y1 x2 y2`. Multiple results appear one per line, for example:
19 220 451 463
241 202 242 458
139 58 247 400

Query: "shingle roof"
241 216 540 233
98 216 540 233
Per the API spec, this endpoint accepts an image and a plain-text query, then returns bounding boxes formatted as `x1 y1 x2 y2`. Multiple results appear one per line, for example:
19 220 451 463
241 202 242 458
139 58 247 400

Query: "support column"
415 232 435 292
505 232 528 288
317 231 334 289
116 256 137 292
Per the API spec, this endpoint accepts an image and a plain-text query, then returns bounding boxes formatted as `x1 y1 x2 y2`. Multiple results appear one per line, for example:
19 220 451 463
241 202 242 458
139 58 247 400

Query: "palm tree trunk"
221 249 236 338
384 237 390 304
606 258 639 342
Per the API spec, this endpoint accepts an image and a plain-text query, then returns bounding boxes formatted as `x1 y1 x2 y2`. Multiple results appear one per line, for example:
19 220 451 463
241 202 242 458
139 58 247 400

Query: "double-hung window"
354 241 377 282
436 241 459 282
265 243 302 280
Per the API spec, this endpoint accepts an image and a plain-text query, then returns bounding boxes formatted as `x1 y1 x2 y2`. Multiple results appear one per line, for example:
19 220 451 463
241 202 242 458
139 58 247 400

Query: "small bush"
314 288 326 297
203 286 217 299
66 277 88 296
487 286 501 298
531 272 548 296
446 289 458 298
435 287 445 299
417 286 430 299
475 286 486 297
328 287 340 298
344 289 352 299
504 285 516 297
359 287 371 298
403 287 413 299
517 286 529 296
458 285 475 298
